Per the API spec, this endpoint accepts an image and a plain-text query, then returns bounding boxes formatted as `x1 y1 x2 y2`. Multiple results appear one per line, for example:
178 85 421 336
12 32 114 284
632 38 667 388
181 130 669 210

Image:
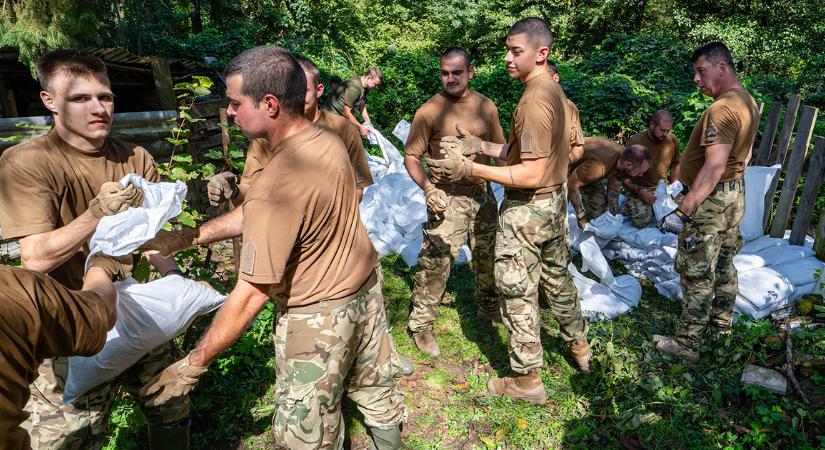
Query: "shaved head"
507 17 552 49
621 144 652 165
651 109 673 125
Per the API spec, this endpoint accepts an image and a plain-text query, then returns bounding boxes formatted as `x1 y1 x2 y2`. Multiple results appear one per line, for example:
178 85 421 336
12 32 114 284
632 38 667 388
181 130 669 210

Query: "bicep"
703 143 732 172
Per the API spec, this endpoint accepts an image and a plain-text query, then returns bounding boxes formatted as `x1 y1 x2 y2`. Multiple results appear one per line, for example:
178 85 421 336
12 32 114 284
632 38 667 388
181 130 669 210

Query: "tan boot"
653 335 699 362
412 330 441 356
570 339 592 373
487 373 547 404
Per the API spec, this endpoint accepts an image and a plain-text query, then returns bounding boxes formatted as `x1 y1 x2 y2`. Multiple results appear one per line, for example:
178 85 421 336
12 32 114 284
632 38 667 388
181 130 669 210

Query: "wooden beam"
815 191 825 261
755 102 782 166
151 58 177 111
770 105 819 238
772 94 801 167
790 137 825 245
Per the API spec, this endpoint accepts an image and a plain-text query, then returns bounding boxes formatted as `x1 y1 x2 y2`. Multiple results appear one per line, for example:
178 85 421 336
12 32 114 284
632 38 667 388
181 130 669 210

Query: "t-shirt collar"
48 130 108 158
441 89 473 103
269 124 320 157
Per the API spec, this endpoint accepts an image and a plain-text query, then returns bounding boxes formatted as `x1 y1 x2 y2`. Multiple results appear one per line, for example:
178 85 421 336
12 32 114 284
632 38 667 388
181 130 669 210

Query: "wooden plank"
772 94 801 167
816 198 825 261
755 102 782 166
218 107 241 273
151 58 177 111
790 137 825 245
769 105 819 238
190 98 227 118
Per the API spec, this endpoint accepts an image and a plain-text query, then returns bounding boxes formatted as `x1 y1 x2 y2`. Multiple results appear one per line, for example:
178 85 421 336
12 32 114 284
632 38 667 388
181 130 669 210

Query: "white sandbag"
657 279 682 300
752 245 815 267
583 212 624 239
652 180 683 223
88 174 187 258
734 295 772 320
733 253 768 273
64 276 226 403
392 119 411 143
740 165 781 242
454 244 472 266
579 236 614 287
612 274 642 307
772 257 825 287
737 267 793 311
400 233 424 267
366 124 402 162
740 235 788 254
782 229 815 248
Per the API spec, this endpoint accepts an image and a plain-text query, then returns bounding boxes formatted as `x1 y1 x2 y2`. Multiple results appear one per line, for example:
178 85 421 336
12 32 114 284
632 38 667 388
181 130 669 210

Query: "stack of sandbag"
573 236 642 321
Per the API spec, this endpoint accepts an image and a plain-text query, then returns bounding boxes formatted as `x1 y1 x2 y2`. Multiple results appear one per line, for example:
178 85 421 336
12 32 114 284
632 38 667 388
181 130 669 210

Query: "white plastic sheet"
575 236 642 321
652 180 683 223
64 276 226 403
740 165 781 241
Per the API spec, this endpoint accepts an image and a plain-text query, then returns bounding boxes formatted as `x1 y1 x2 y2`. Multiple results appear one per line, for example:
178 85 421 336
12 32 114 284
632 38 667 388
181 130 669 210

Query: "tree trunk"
192 0 203 33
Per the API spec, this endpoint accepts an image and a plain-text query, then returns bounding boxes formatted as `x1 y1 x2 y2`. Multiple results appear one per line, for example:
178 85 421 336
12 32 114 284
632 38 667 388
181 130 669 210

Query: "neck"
54 124 105 152
713 76 743 100
522 64 548 84
308 105 321 123
264 114 312 151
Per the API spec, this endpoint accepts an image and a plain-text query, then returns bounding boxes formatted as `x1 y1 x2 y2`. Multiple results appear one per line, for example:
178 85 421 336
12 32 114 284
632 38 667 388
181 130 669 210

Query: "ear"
468 65 475 80
317 83 325 98
536 45 549 64
40 90 57 113
262 94 280 118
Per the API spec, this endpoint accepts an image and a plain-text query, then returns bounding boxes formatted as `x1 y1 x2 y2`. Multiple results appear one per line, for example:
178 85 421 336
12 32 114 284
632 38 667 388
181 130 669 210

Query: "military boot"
148 418 190 450
412 330 441 356
487 373 547 404
397 355 415 376
570 339 592 373
653 334 699 362
369 424 402 450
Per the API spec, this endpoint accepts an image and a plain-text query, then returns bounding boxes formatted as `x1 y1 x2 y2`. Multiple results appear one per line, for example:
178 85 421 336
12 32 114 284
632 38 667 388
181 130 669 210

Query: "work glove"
140 354 208 407
423 184 448 214
139 228 199 258
439 124 482 156
207 172 238 207
85 252 134 281
88 181 144 219
658 208 692 234
427 137 474 182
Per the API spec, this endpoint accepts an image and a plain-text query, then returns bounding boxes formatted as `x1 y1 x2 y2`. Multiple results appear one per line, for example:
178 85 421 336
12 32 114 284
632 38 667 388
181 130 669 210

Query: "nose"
693 72 701 85
90 98 106 115
504 52 513 63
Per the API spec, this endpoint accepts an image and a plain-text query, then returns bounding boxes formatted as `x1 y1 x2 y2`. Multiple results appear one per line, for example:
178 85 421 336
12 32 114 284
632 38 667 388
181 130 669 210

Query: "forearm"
82 267 118 330
19 210 99 273
146 251 179 276
471 161 541 189
623 178 641 197
480 141 508 160
343 107 362 128
680 165 725 214
670 163 681 183
189 280 270 366
608 188 620 214
195 207 244 245
404 155 432 190
361 106 372 124
568 186 586 219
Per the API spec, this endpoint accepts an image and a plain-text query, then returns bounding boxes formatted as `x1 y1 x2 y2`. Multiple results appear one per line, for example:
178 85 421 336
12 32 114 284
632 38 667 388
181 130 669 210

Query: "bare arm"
607 176 622 214
678 143 731 215
232 184 250 206
146 252 179 276
567 172 587 221
343 105 367 138
188 278 271 366
82 267 119 330
470 157 546 189
19 210 99 273
670 161 681 183
479 141 509 161
404 155 432 191
361 104 372 125
569 145 584 164
195 207 244 245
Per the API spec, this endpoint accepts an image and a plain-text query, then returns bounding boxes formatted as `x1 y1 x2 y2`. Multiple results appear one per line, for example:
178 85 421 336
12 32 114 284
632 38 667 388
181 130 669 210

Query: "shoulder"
626 132 646 146
1 133 53 165
106 137 156 165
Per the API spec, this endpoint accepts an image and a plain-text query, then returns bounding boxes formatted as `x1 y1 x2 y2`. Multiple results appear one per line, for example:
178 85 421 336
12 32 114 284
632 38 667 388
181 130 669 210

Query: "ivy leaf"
177 210 197 228
172 154 193 163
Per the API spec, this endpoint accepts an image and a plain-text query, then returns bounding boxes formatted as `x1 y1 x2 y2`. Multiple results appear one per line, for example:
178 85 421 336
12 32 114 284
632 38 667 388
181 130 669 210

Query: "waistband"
279 269 378 314
435 183 487 196
505 188 559 202
682 179 743 195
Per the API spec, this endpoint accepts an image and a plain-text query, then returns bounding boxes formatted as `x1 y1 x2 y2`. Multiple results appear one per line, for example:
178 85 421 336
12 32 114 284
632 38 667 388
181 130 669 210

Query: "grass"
104 254 825 449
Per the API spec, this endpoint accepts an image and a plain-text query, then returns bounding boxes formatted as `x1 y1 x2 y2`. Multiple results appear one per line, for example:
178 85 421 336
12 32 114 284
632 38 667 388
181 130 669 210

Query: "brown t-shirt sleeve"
488 103 506 145
0 159 59 238
512 102 555 160
404 109 431 158
574 159 607 186
701 104 739 148
569 103 585 148
238 197 303 285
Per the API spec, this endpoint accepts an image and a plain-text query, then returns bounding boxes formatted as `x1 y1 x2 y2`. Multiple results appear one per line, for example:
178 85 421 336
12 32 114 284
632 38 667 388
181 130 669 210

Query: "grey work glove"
139 228 199 258
85 252 134 281
423 184 448 214
140 354 208 407
658 208 692 234
88 181 144 219
427 137 474 182
439 124 482 156
207 172 238 207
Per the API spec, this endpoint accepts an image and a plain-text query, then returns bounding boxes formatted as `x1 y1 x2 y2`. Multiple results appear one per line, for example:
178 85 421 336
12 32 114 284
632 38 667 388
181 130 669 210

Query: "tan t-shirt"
241 112 373 189
506 72 570 194
567 99 585 149
626 131 680 188
0 266 108 450
0 131 158 289
405 90 505 186
239 124 377 307
679 87 758 187
570 137 624 185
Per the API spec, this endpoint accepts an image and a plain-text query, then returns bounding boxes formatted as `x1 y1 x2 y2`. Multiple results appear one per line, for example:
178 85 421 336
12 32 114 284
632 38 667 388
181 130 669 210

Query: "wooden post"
769 105 819 238
219 108 241 273
790 137 825 245
151 58 177 111
771 94 801 167
815 194 825 261
755 102 782 166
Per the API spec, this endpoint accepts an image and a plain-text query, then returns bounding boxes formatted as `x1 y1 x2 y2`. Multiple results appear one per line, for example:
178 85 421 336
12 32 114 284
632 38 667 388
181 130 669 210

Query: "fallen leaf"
517 418 528 430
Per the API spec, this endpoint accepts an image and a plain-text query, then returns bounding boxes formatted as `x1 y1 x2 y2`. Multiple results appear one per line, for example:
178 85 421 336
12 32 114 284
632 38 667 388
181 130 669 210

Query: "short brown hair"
363 67 382 80
294 55 321 86
224 46 306 116
36 49 108 92
441 47 471 68
621 144 651 164
507 17 553 49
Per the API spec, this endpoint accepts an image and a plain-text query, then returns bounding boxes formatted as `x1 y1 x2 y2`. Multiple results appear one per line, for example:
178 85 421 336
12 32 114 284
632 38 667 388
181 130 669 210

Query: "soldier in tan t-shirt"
0 49 189 450
654 43 758 362
567 137 651 227
209 61 373 206
138 46 404 450
402 47 505 356
548 60 585 163
429 18 592 405
622 109 681 228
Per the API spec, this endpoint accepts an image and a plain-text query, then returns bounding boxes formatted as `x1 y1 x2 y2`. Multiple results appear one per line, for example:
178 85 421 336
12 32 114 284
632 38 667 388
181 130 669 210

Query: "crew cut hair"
622 144 652 164
691 42 735 71
294 55 321 86
547 59 559 74
441 47 471 68
507 17 553 49
363 67 383 80
36 49 108 92
224 46 306 116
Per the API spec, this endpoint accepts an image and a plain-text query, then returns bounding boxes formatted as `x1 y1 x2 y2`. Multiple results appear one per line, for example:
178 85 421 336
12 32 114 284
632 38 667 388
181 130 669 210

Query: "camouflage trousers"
409 185 498 332
496 188 589 374
22 342 190 449
622 187 655 228
580 180 608 220
675 185 744 350
272 266 405 449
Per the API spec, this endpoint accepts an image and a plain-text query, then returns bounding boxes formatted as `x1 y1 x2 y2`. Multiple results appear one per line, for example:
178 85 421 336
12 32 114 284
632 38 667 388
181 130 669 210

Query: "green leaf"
132 256 151 282
203 150 224 160
193 75 214 88
177 210 197 228
229 149 245 159
172 154 193 163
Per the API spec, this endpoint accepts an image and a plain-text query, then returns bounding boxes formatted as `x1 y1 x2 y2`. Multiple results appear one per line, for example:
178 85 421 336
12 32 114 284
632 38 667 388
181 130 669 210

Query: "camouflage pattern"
271 267 405 449
408 187 498 332
580 180 607 220
495 187 589 374
22 342 189 449
622 187 655 228
674 186 744 350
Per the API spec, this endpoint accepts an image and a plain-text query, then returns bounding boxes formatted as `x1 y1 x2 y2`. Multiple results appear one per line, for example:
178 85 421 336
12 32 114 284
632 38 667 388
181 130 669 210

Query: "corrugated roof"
85 47 204 72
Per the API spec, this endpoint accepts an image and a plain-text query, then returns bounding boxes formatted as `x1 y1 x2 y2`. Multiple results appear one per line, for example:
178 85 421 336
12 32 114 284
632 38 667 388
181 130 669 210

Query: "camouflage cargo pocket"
273 382 323 448
675 226 712 279
494 246 527 298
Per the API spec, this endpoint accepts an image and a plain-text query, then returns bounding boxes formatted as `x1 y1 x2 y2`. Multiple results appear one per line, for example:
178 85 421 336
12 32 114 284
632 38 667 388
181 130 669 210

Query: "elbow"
524 173 544 189
20 247 53 274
